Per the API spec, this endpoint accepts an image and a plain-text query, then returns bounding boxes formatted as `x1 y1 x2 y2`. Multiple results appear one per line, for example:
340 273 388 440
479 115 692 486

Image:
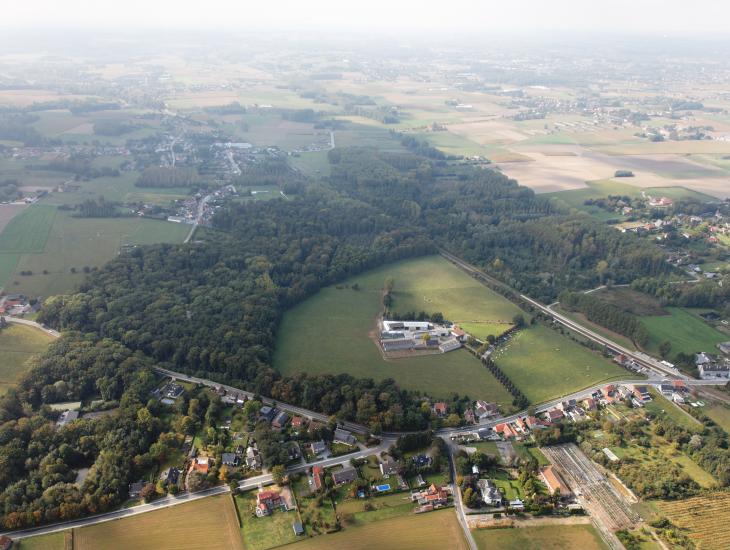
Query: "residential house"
697 355 730 379
464 408 476 424
380 459 401 476
477 479 502 506
475 400 499 420
222 453 240 467
311 466 324 492
411 484 450 508
128 480 145 498
672 392 686 404
331 467 358 485
660 384 674 395
525 416 542 430
546 409 564 423
582 397 597 411
514 417 528 433
494 423 516 439
333 427 357 446
310 440 327 456
56 410 79 428
451 325 467 342
255 490 285 517
433 402 448 417
540 466 570 497
272 410 290 430
246 446 262 470
159 467 180 485
191 456 211 474
413 454 431 468
471 464 480 476
259 406 276 423
633 385 652 402
291 416 305 431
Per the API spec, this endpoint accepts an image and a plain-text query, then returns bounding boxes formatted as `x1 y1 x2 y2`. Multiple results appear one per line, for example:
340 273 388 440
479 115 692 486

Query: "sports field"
640 308 727 358
491 324 633 403
5 211 189 296
274 256 517 403
289 508 468 550
73 494 244 550
473 524 608 550
0 324 55 395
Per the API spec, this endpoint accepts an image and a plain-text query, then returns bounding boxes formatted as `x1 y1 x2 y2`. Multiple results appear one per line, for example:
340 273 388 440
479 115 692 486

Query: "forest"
0 145 683 529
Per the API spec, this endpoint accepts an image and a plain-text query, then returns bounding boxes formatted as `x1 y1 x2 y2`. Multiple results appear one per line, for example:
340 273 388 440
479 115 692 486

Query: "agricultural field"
236 492 299 550
640 307 727 358
656 492 730 550
0 324 56 395
287 508 468 550
472 524 608 550
492 324 633 404
73 494 244 550
274 256 517 404
5 211 189 296
0 204 56 254
13 532 68 550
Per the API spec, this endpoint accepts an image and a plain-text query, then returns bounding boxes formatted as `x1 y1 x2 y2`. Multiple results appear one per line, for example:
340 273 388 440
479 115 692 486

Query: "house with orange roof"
433 402 448 417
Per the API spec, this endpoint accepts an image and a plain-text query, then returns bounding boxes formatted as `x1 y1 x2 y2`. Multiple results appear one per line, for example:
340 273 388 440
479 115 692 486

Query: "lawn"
704 403 730 435
336 492 414 526
0 324 55 395
7 211 189 297
640 307 727 358
473 524 608 550
291 475 339 537
289 508 468 550
274 256 518 403
513 443 550 466
73 494 243 550
236 492 299 550
0 204 57 254
492 324 634 404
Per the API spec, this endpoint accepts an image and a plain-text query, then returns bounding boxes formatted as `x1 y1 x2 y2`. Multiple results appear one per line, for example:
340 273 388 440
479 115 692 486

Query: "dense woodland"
0 145 686 529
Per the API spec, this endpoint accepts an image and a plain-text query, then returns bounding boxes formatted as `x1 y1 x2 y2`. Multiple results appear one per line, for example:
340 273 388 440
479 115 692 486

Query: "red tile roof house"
311 466 324 492
525 416 542 429
411 484 450 508
583 397 598 411
433 402 448 417
291 416 305 431
255 490 285 517
494 423 516 439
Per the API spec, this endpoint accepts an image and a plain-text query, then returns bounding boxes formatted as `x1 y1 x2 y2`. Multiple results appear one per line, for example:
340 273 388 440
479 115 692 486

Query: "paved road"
0 485 230 540
3 316 60 338
445 439 478 550
183 194 212 244
154 367 370 435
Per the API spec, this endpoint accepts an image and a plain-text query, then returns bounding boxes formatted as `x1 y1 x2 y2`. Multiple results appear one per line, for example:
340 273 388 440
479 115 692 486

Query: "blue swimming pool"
375 484 390 492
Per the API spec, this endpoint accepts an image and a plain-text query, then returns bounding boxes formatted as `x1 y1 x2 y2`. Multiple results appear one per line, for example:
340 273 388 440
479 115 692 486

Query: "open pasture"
8 211 189 297
473 524 608 550
492 324 633 404
274 256 517 403
0 324 55 395
236 492 299 550
640 307 727 358
656 492 730 550
0 204 56 254
289 508 468 550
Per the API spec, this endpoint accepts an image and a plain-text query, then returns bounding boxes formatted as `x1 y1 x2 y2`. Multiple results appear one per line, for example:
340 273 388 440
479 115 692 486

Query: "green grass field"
640 307 727 358
13 532 68 550
6 211 189 297
289 508 468 550
0 324 55 395
274 256 517 403
386 256 522 340
473 524 608 550
492 324 634 403
705 403 730 435
643 390 703 432
0 205 57 253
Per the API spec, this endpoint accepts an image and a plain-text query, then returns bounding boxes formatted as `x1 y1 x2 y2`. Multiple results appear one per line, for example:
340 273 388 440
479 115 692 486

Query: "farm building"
540 466 571 497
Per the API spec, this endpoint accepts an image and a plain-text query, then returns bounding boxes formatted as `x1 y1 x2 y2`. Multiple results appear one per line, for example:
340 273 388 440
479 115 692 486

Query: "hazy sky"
6 0 730 35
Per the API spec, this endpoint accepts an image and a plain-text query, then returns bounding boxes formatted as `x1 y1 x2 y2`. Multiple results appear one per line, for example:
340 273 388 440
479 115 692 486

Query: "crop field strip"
657 492 730 550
